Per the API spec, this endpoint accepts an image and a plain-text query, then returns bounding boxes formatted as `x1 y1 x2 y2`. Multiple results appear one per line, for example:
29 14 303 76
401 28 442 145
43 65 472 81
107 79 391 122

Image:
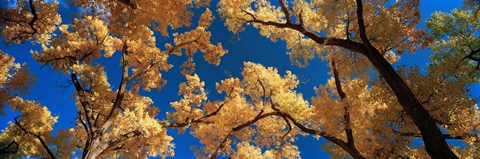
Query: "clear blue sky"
1 0 477 158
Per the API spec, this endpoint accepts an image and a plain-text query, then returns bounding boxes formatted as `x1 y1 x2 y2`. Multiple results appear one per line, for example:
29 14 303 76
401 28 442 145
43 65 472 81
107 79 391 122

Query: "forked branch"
14 116 56 159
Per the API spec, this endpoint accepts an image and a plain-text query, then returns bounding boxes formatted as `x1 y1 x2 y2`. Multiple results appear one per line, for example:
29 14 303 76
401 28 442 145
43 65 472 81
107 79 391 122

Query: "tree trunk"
82 137 107 159
363 47 458 159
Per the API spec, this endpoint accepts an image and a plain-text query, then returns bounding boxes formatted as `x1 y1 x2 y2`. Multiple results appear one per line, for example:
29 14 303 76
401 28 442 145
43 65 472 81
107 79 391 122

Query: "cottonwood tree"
218 0 479 158
0 0 478 159
0 0 226 158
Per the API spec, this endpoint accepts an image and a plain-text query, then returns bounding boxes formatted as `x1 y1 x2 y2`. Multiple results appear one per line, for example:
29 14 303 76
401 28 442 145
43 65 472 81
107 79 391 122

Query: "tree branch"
124 37 202 82
158 86 235 129
395 131 464 140
209 133 232 159
331 60 355 148
81 42 130 159
355 0 371 47
14 116 56 159
351 1 458 158
243 10 365 53
104 42 129 122
273 107 365 159
257 79 267 107
2 0 40 44
117 0 137 9
462 48 480 69
238 0 458 158
200 87 236 120
27 0 39 34
278 0 291 24
0 140 18 154
71 73 95 135
265 79 364 159
105 130 142 151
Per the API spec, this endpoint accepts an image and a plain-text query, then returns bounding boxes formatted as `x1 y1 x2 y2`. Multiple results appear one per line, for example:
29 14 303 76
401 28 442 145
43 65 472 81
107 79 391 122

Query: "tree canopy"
0 0 479 159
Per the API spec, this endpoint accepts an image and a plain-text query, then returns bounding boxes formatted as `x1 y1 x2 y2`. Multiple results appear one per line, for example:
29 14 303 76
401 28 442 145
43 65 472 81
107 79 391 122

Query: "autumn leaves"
1 0 479 158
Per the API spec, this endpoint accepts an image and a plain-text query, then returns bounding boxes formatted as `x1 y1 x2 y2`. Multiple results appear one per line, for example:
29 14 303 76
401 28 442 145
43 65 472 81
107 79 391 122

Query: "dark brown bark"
0 141 18 154
244 0 459 158
331 61 356 149
280 111 365 159
354 1 456 158
14 117 56 159
361 45 457 159
27 0 39 34
398 131 464 140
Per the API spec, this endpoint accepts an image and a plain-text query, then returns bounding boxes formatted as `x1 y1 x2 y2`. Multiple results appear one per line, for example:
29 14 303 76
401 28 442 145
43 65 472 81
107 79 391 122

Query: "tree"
0 0 478 159
1 0 226 158
218 0 479 158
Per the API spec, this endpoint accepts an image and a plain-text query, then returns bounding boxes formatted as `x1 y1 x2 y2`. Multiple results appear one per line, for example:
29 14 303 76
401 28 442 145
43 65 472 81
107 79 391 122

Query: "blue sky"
1 0 478 158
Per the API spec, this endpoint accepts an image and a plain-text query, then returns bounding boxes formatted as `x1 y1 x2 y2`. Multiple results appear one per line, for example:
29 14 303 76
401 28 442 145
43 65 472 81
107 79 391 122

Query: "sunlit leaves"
168 62 307 158
218 0 425 66
169 9 228 75
100 93 174 158
0 98 57 157
1 0 226 158
33 16 122 73
0 0 61 44
0 0 479 158
0 51 34 116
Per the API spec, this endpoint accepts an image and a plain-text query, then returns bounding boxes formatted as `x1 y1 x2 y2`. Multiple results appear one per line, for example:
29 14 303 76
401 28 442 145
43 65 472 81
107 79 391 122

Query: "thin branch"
78 115 92 159
93 113 101 127
42 55 76 67
395 131 464 140
462 48 480 64
157 87 235 128
78 115 89 136
280 114 292 141
331 60 355 148
0 140 18 154
105 42 129 123
14 116 56 159
242 10 365 53
298 9 305 28
27 0 39 34
71 73 94 135
345 9 352 40
232 112 276 132
2 0 40 44
125 37 202 82
421 52 471 105
210 133 232 159
270 89 365 159
157 121 191 128
204 89 237 118
278 0 291 24
257 79 267 107
105 130 142 151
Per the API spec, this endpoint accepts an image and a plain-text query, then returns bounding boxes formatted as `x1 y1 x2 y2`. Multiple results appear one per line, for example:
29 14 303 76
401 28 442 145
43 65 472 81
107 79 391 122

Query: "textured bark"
354 0 457 158
244 0 459 157
362 47 457 159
